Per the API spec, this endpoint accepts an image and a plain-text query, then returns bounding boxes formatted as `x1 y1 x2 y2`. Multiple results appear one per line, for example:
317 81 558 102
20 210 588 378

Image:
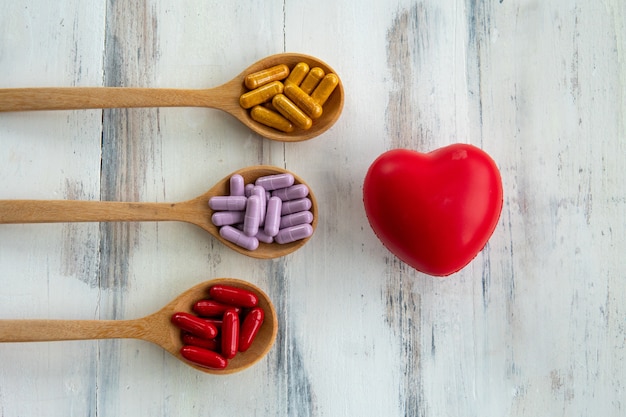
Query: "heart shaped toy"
363 144 503 276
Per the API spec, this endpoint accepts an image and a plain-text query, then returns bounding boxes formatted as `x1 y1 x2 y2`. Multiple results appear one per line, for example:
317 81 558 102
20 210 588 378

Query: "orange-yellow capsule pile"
239 62 339 133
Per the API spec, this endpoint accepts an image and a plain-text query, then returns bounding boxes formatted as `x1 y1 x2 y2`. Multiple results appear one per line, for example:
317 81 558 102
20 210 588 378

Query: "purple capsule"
252 186 267 226
263 196 282 237
208 196 247 211
279 210 313 229
272 184 309 201
243 195 261 236
255 229 274 244
211 211 245 226
220 225 259 251
244 183 254 197
255 173 295 191
275 224 313 244
281 198 312 215
229 174 245 196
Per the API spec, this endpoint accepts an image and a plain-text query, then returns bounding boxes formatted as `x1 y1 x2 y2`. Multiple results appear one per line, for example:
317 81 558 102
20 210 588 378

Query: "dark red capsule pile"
171 284 265 370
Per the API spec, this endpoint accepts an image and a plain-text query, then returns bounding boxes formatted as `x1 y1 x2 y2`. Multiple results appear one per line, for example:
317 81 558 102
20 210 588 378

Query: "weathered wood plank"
0 0 624 416
0 1 106 416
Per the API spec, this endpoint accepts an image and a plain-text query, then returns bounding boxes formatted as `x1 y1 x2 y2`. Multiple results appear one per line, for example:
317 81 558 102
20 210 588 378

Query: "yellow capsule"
311 73 339 106
272 94 312 130
284 83 323 119
299 67 325 95
284 62 309 86
251 105 295 133
239 81 284 109
244 64 290 90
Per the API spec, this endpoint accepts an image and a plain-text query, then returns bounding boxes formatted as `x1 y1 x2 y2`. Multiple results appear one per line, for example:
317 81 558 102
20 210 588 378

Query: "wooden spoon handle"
0 319 144 342
0 199 184 224
0 87 224 111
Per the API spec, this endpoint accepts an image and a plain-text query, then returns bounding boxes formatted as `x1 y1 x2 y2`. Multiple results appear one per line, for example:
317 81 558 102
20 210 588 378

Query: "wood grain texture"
0 1 106 416
0 0 624 416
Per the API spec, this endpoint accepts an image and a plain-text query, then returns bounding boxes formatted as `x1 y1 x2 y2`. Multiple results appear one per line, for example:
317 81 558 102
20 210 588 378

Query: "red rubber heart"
363 144 503 276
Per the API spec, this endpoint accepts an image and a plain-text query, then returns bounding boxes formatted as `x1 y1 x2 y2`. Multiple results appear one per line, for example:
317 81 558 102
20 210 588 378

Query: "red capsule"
180 345 228 370
170 312 218 340
193 299 241 317
221 309 240 359
182 333 221 351
239 307 265 352
209 284 259 308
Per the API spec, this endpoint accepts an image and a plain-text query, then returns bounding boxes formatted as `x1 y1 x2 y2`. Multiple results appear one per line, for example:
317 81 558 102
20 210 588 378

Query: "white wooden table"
1 1 624 416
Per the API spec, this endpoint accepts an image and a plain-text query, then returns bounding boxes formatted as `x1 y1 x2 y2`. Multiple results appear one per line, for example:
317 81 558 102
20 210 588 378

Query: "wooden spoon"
0 53 344 142
0 165 318 259
0 278 278 375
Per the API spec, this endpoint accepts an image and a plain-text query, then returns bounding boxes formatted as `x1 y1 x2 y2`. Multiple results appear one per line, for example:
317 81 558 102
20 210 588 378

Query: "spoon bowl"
0 165 318 259
0 53 344 142
228 53 344 141
0 278 278 375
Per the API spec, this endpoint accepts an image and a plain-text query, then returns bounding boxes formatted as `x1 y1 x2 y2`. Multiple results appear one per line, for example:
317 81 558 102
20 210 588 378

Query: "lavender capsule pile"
209 173 314 251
